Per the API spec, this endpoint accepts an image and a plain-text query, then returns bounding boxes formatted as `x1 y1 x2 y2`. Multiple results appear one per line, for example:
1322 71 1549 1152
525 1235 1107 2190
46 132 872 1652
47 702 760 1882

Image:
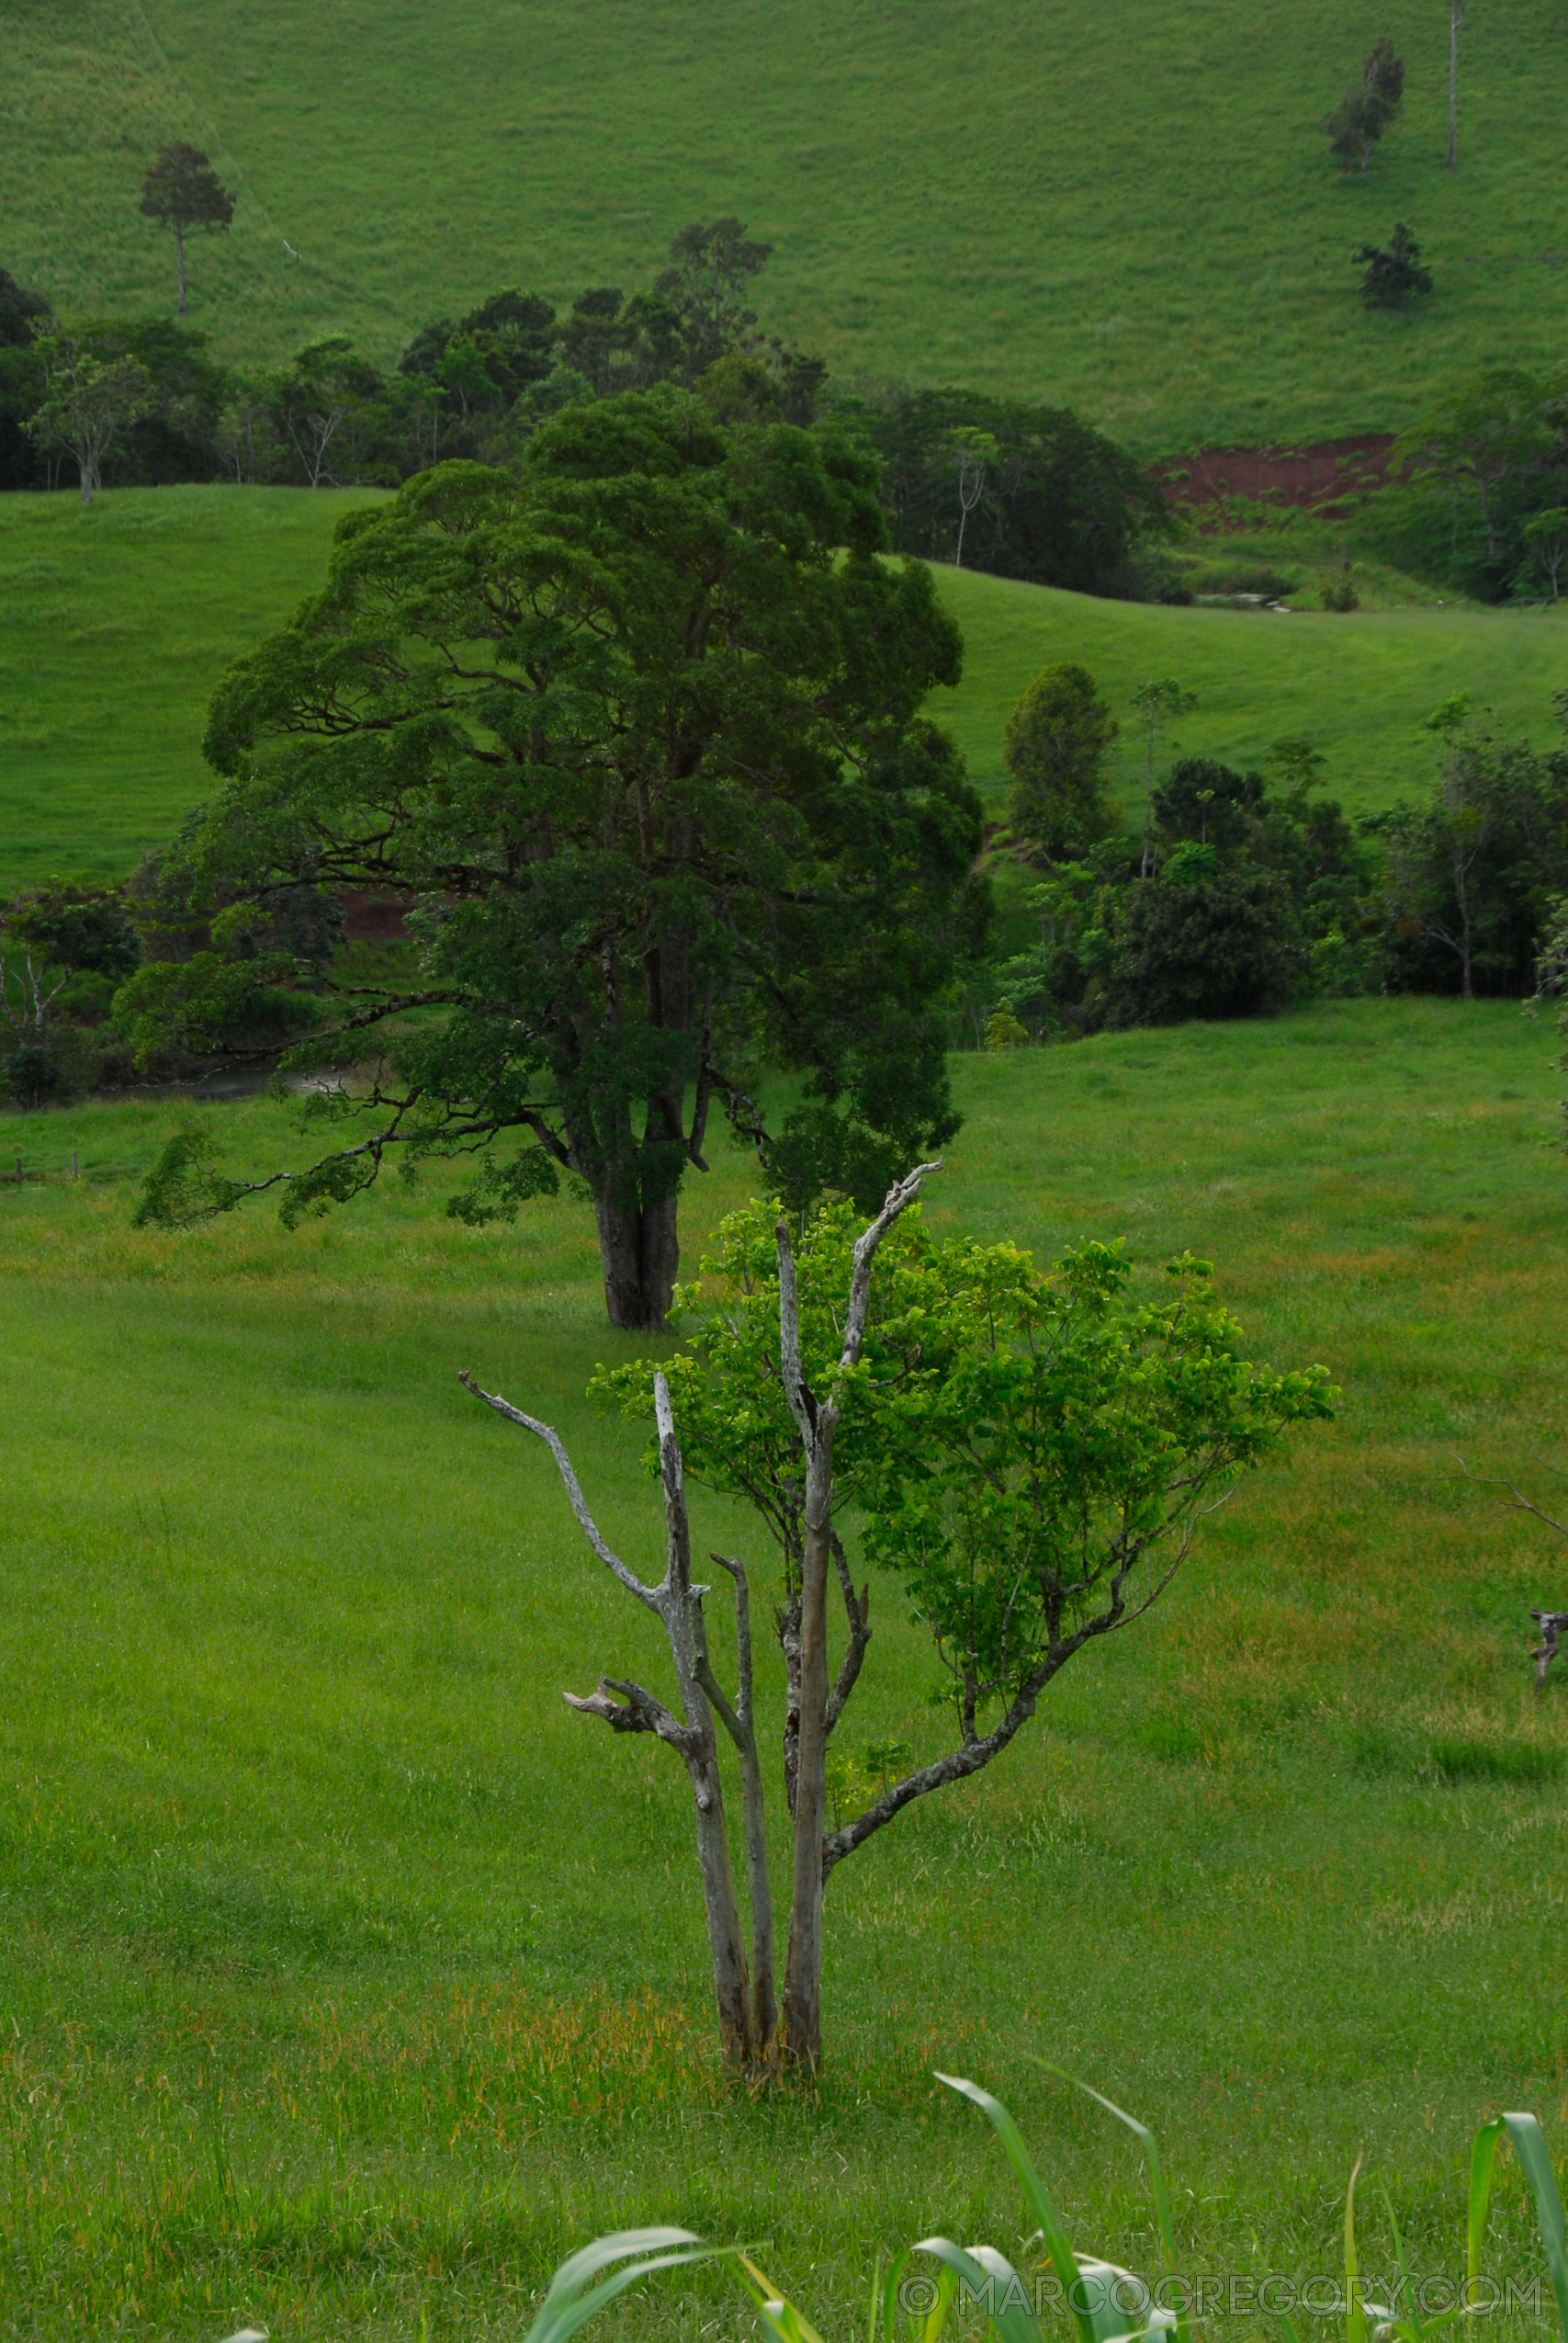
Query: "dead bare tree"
461 1164 936 2074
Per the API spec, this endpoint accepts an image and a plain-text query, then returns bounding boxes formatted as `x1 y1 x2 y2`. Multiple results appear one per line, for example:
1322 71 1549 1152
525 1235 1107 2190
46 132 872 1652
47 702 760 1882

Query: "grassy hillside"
6 0 1568 450
0 487 376 890
3 1001 1567 2336
2 485 1563 894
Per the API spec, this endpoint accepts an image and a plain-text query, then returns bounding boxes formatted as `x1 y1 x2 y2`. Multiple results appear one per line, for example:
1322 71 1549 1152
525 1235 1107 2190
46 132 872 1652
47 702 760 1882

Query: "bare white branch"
841 1161 942 1371
457 1371 660 1610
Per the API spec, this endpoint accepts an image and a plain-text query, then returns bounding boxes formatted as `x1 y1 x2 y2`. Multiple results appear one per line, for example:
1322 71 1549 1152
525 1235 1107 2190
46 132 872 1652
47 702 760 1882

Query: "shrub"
1104 866 1305 1025
1355 222 1433 310
1319 561 1360 611
0 1044 67 1108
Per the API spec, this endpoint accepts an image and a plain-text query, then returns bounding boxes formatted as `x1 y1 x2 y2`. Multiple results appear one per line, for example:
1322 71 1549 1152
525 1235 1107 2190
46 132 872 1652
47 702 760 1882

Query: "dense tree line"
0 220 1171 599
1388 368 1568 603
964 669 1568 1044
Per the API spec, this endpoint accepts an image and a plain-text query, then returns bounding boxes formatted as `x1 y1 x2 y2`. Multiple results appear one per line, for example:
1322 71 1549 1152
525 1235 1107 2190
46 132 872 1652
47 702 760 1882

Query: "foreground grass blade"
1036 2064 1192 2343
1501 2115 1568 2343
1346 2156 1367 2343
1469 2122 1506 2292
912 2237 1042 2343
936 2074 1091 2341
525 2230 724 2343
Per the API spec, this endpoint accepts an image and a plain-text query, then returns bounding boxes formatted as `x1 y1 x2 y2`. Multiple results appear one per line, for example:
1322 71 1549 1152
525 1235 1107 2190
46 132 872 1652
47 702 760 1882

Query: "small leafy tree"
655 219 773 378
1004 663 1121 860
462 1176 1332 2073
1129 678 1199 876
25 332 152 504
1382 696 1568 999
1354 223 1433 311
267 336 386 487
1324 36 1404 172
139 144 234 314
1521 509 1568 601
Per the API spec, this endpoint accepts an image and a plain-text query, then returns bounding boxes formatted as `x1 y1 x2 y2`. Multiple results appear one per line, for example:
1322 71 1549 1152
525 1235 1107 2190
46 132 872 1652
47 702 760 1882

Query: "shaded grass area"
4 487 1564 895
4 1001 1568 2335
6 0 1568 447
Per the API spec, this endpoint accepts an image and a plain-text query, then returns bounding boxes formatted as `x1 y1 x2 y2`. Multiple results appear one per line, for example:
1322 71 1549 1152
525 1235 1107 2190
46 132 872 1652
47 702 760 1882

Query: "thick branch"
824 1533 870 1737
564 1678 662 1733
1530 1611 1568 1694
841 1162 942 1370
774 1218 818 1448
458 1372 660 1610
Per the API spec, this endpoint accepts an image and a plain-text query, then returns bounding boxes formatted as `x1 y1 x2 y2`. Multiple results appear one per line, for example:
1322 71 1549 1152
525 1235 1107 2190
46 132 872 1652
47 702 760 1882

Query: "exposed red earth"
1151 433 1396 515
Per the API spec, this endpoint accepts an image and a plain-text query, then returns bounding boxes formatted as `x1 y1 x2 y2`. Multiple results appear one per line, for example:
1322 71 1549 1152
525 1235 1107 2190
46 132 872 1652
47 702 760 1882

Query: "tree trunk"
780 1425 835 2070
175 220 187 313
594 1188 681 1330
684 1729 759 2070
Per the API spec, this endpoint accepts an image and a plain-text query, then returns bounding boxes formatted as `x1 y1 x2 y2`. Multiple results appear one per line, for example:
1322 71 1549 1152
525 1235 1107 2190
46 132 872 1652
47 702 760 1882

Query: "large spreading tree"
123 391 984 1326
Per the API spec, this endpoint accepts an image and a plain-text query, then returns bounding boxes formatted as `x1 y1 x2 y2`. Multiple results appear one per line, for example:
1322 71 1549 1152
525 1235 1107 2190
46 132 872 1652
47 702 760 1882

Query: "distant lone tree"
140 144 234 313
1354 223 1432 310
1003 662 1121 860
1324 36 1404 172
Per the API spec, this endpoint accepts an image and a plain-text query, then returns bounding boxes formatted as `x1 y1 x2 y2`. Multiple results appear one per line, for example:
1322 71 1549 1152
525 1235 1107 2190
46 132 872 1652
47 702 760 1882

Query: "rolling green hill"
1 485 1563 894
6 0 1568 452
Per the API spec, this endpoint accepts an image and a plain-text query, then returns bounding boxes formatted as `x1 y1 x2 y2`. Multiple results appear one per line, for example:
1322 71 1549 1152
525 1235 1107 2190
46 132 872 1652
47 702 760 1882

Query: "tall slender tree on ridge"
140 144 234 313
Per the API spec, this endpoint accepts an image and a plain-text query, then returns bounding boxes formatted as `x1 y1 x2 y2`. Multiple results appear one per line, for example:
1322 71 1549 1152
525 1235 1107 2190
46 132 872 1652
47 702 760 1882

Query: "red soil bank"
1151 434 1395 512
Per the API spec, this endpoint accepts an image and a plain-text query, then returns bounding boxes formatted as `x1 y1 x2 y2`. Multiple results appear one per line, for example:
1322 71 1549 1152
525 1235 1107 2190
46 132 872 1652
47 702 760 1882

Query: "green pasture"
6 0 1568 449
0 487 376 891
3 485 1565 895
3 999 1568 2336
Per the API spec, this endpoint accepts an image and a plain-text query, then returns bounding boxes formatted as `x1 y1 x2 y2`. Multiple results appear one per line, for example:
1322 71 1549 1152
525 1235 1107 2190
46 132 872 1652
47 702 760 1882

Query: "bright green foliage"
852 1243 1333 1726
2 1000 1567 2333
599 1201 1330 1796
117 395 980 1326
1002 664 1121 860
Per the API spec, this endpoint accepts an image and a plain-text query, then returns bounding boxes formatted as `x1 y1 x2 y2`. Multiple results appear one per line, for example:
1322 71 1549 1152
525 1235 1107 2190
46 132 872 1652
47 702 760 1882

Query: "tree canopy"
1002 662 1122 860
123 391 985 1328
